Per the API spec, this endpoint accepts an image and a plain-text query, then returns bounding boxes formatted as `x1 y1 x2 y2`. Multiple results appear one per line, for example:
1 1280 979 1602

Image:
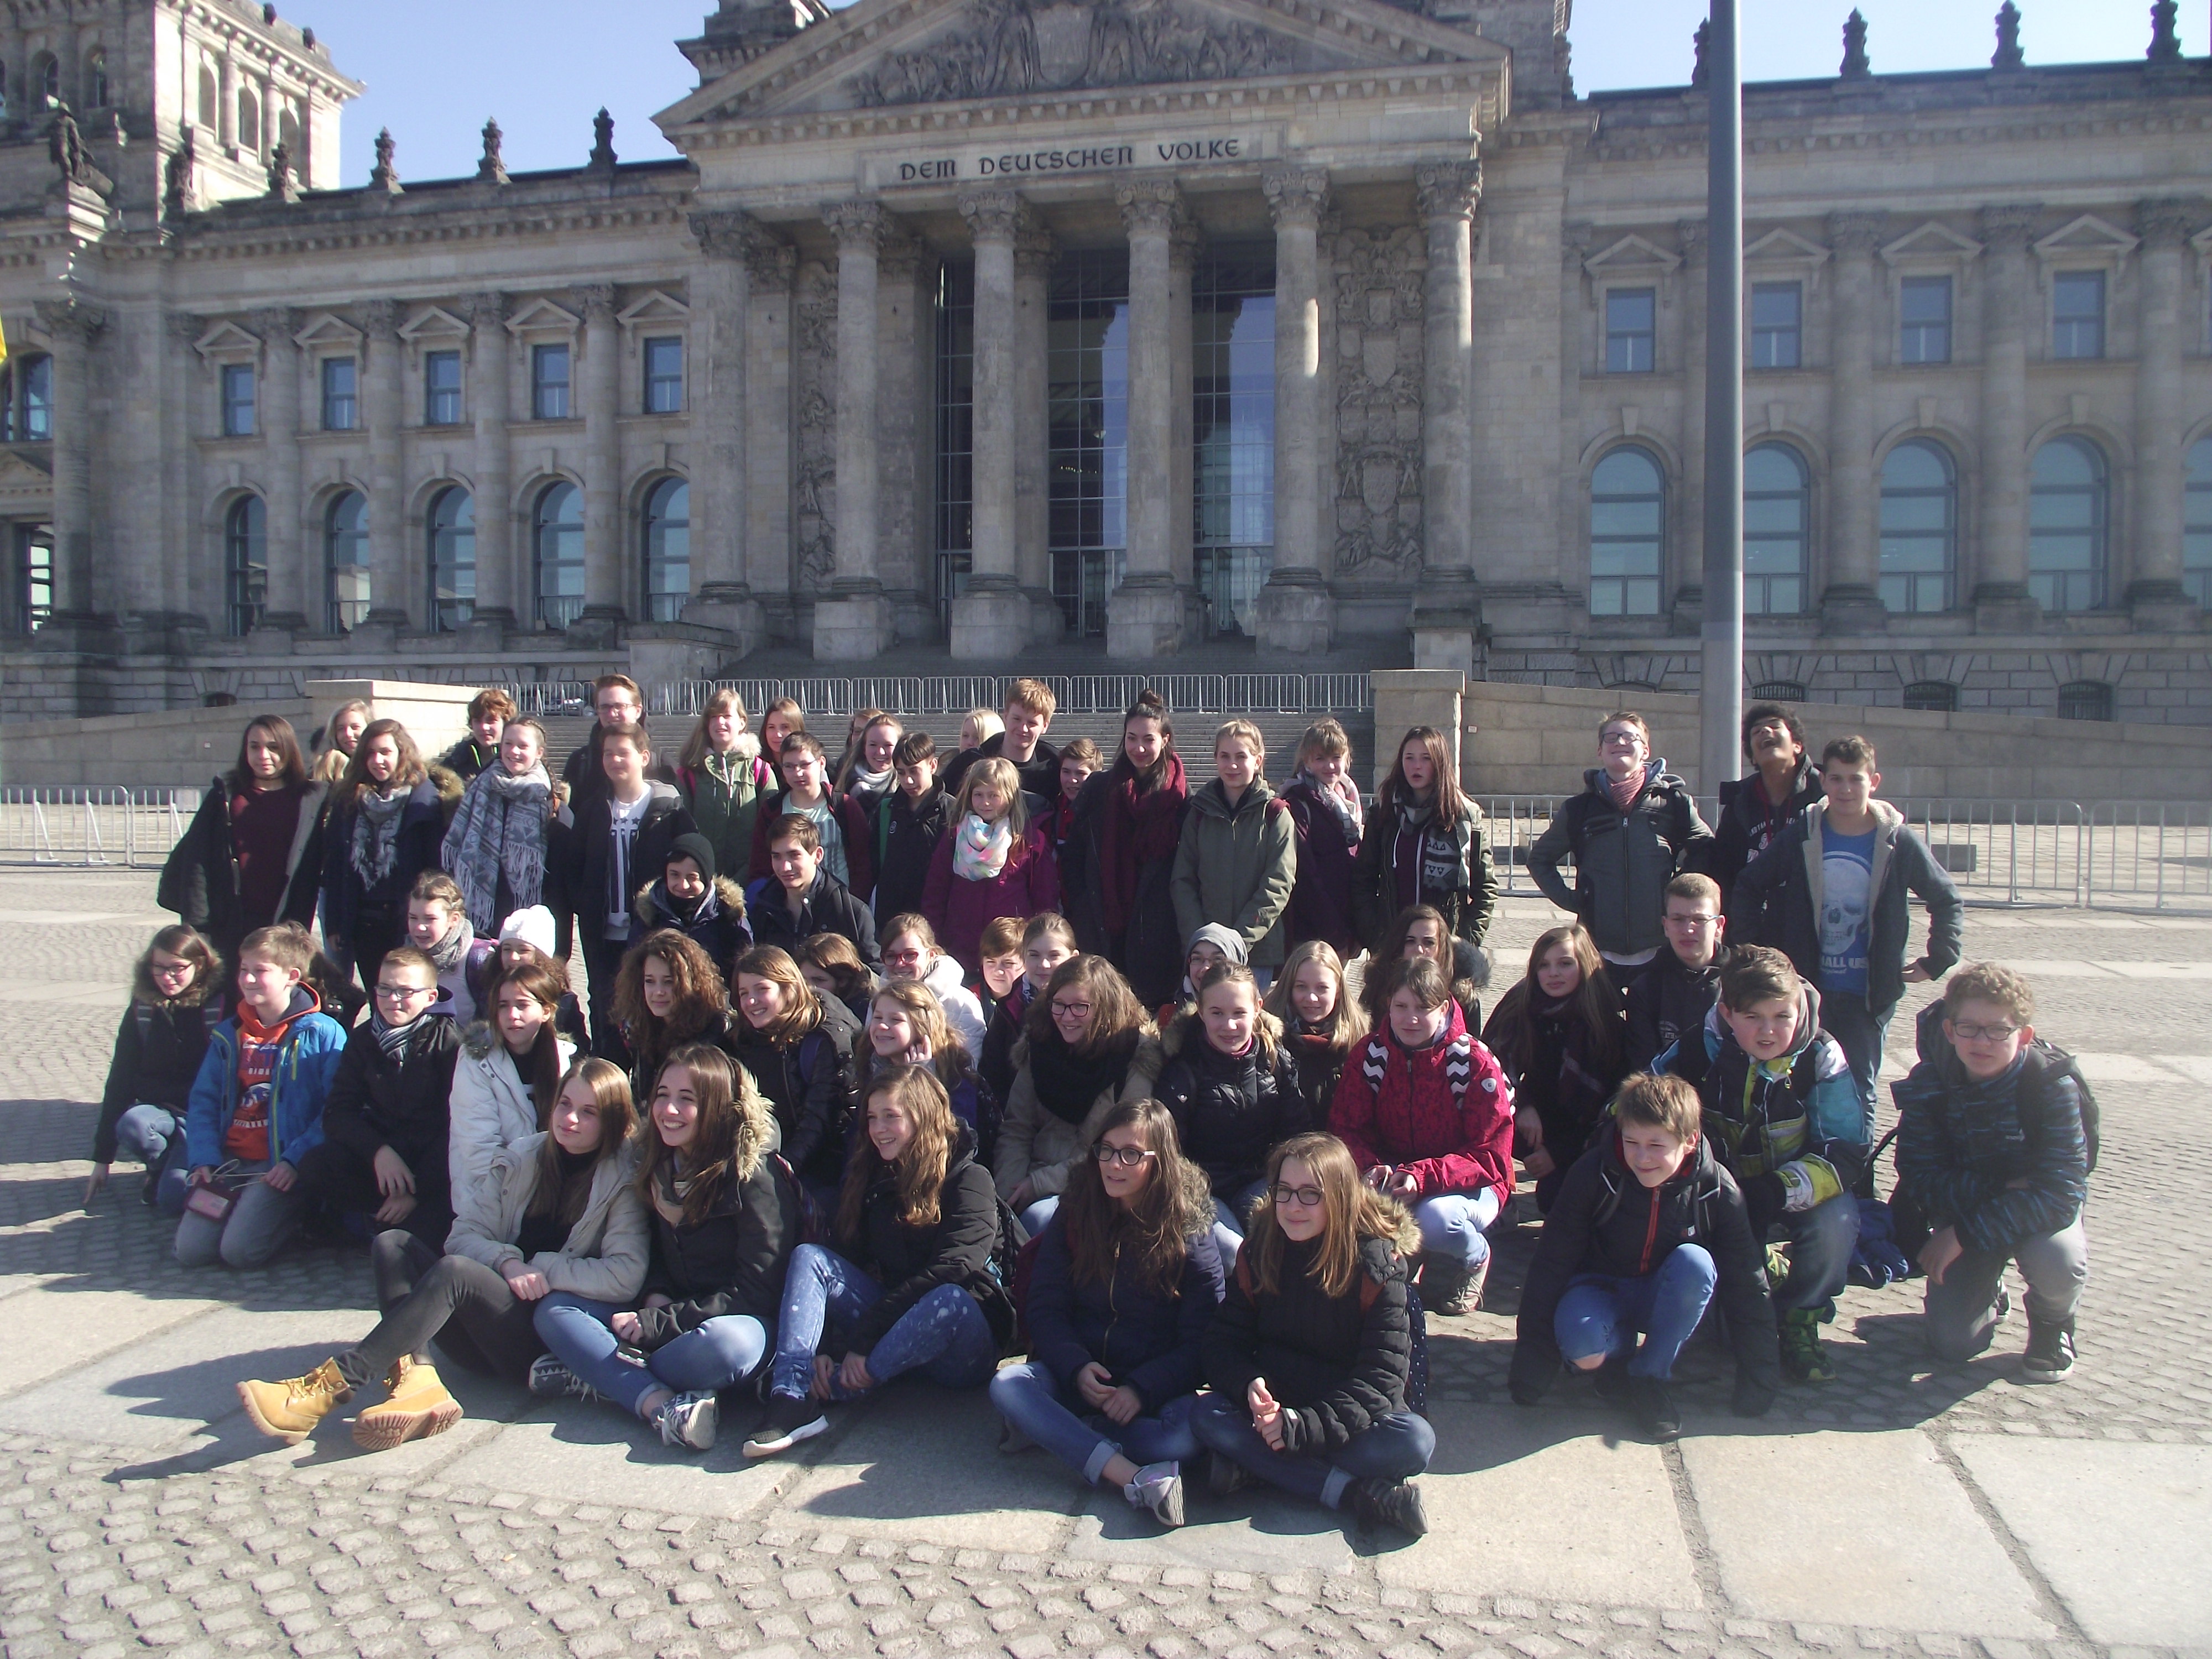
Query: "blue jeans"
989 1362 1199 1484
768 1244 999 1401
1772 1192 1859 1312
1191 1392 1433 1509
1818 988 1892 1152
1556 1245 1718 1380
115 1105 191 1215
1209 1177 1271 1265
1414 1187 1503 1270
1018 1196 1061 1238
532 1295 768 1418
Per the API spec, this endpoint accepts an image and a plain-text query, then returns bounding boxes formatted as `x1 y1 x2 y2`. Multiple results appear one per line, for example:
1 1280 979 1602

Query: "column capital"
1413 160 1481 226
1977 203 2042 251
168 311 207 347
1116 178 1183 238
957 189 1025 245
34 299 107 343
1261 165 1330 231
461 291 509 328
822 199 890 255
1827 210 1888 257
572 284 618 322
689 207 761 261
2135 197 2197 249
1674 218 1707 264
1563 220 1598 269
358 298 402 340
248 305 302 345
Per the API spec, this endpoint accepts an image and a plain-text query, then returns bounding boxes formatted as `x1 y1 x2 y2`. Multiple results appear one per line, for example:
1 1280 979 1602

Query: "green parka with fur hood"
1171 778 1297 968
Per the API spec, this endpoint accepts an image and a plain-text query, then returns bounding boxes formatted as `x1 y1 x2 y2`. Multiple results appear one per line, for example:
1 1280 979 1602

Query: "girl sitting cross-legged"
531 1045 800 1453
1190 1131 1436 1539
236 1055 646 1449
743 1063 1012 1458
989 1098 1224 1528
862 978 1000 1168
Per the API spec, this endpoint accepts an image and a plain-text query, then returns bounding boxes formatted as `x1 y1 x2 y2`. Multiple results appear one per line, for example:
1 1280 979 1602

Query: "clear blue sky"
326 0 2168 186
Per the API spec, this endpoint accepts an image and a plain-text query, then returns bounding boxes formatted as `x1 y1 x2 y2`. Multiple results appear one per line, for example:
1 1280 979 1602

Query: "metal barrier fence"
504 674 1373 722
1 787 2204 910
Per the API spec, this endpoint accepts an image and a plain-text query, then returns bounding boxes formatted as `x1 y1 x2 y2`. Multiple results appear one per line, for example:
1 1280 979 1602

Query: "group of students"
86 680 2090 1538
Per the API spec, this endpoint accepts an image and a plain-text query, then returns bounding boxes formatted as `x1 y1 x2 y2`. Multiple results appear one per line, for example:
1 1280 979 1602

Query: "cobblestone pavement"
1 872 2208 1659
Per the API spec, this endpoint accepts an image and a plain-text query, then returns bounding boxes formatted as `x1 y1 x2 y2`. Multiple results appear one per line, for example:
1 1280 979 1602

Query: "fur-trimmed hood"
427 762 467 823
1158 1004 1285 1065
632 874 748 932
1366 1194 1425 1263
729 1062 778 1182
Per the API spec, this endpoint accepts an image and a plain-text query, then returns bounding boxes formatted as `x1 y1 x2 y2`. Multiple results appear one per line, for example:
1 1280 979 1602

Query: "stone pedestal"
457 609 515 653
567 606 628 652
681 588 766 658
1819 586 1888 634
2127 581 2203 634
1370 669 1467 790
1410 574 1483 681
813 591 895 661
1973 585 2042 634
1255 571 1334 655
1107 576 1187 660
1025 589 1065 645
245 618 303 656
628 621 743 685
950 581 1032 658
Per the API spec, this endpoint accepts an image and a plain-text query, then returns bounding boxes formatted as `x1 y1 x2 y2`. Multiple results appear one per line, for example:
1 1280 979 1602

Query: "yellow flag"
0 314 9 370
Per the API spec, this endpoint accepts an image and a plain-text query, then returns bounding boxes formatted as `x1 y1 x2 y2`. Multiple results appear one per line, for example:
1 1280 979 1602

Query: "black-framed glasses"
1949 1020 2022 1042
374 982 437 1002
1271 1184 1325 1208
1050 1000 1094 1020
1093 1145 1157 1167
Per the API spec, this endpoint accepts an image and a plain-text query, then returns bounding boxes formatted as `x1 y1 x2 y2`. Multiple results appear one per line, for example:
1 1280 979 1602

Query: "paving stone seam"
1658 1438 1732 1618
1924 1428 2094 1648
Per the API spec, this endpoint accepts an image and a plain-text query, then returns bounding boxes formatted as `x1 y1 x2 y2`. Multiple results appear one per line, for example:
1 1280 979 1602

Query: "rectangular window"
532 343 571 420
221 363 256 437
20 356 52 441
319 357 358 431
2052 270 2105 359
1899 276 1952 364
933 259 974 634
1604 289 1655 374
425 350 462 426
643 337 684 414
12 523 53 635
1751 282 1802 369
1048 249 1130 639
1192 248 1276 639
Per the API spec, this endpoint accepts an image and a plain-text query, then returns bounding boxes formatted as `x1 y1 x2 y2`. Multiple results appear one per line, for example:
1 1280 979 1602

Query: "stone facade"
0 0 2208 724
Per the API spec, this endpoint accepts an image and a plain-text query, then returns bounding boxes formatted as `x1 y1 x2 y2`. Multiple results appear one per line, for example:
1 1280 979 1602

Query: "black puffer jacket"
722 995 861 1190
1510 1124 1779 1407
839 1127 1012 1355
874 786 958 925
744 869 882 971
1202 1209 1422 1456
1707 760 1823 906
95 998 223 1164
1624 953 1721 1073
634 1082 800 1349
1151 1011 1313 1199
1282 1024 1352 1128
1024 1209 1224 1413
320 1016 465 1173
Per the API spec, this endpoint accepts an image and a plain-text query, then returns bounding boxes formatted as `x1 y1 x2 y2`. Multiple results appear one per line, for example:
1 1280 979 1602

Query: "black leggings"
336 1232 544 1390
295 1140 453 1246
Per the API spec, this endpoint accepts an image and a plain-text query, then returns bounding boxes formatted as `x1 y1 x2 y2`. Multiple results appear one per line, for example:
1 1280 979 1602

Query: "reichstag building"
2 0 2208 723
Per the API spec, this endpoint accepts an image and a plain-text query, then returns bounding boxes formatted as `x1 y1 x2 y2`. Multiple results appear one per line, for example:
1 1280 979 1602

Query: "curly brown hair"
613 932 729 1087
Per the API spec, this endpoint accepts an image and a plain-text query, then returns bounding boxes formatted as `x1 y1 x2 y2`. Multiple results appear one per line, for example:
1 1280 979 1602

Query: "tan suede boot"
238 1359 352 1444
351 1355 463 1451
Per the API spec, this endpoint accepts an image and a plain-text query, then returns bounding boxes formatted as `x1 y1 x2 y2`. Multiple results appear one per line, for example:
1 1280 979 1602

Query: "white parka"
444 1131 649 1305
449 1021 575 1221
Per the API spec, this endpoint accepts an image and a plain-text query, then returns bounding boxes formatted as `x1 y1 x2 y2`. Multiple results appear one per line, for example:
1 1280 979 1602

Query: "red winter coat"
1328 999 1515 1203
921 820 1061 978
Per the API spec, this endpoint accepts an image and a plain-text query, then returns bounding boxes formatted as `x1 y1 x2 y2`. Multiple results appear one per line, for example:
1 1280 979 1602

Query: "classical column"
816 200 895 660
361 299 409 630
2130 198 2199 628
1822 211 1887 630
250 306 307 637
573 284 627 642
164 312 204 627
1410 160 1482 674
1974 205 2039 630
685 212 766 652
218 52 238 154
1169 218 1198 635
1014 219 1058 640
951 190 1031 655
742 233 796 629
33 299 108 633
1108 179 1186 658
1673 220 1708 625
464 293 515 640
1256 165 1333 653
875 236 928 634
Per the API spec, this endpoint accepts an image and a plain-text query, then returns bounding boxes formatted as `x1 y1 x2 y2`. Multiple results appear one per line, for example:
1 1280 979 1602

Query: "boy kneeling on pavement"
1510 1073 1779 1441
1892 963 2087 1383
1660 945 1863 1385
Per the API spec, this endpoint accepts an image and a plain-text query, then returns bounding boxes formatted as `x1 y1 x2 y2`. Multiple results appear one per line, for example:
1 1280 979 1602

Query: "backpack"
1910 1001 2100 1173
1234 1250 1428 1414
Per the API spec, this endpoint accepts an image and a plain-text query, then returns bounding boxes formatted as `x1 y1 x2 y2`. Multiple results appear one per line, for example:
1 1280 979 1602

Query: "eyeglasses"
149 959 197 978
884 949 926 967
1050 1000 1093 1020
375 983 437 1002
1949 1021 2022 1042
1271 1184 1326 1208
1093 1145 1156 1167
1665 912 1720 927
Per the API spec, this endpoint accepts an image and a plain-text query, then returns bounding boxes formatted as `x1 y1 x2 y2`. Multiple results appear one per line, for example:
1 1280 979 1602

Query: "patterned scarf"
349 787 409 889
372 1009 424 1063
951 811 1014 882
1297 768 1363 842
442 762 551 928
1605 765 1648 812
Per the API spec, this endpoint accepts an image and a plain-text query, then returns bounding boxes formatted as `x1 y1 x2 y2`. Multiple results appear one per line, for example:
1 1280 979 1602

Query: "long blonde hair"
1264 940 1368 1054
310 698 372 785
1243 1133 1410 1300
679 687 749 771
955 755 1027 834
838 1063 957 1241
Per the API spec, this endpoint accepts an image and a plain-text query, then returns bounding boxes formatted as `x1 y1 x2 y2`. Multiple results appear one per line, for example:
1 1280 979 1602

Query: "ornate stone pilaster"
1168 215 1199 634
1411 159 1482 675
1014 220 1059 640
573 283 625 643
683 212 764 652
32 300 109 634
1256 165 1333 654
816 200 895 660
740 231 797 617
951 190 1030 655
2129 198 2200 628
463 293 517 640
1823 210 1888 632
249 306 307 637
1974 205 2039 630
1109 179 1187 658
359 298 410 632
165 311 208 629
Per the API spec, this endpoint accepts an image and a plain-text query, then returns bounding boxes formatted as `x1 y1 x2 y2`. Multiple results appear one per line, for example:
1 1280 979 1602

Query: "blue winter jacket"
182 987 349 1171
1024 1209 1225 1414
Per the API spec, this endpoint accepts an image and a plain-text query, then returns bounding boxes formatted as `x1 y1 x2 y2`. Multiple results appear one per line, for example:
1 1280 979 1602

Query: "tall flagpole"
1699 0 1744 811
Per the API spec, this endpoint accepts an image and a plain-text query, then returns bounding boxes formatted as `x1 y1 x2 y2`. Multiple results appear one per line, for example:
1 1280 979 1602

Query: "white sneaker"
654 1391 718 1452
1124 1461 1185 1528
528 1353 598 1403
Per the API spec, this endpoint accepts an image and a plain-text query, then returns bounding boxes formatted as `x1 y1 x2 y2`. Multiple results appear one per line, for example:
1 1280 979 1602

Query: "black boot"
1626 1375 1682 1443
1348 1477 1429 1538
2021 1313 2075 1383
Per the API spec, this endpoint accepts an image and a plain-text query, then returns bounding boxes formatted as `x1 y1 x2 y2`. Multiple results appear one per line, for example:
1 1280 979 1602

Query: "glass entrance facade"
1192 248 1275 637
1048 251 1129 638
933 259 974 635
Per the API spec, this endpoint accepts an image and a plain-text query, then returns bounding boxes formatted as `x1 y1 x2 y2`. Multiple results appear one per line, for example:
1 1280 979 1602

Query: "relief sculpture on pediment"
1332 222 1427 579
849 0 1294 106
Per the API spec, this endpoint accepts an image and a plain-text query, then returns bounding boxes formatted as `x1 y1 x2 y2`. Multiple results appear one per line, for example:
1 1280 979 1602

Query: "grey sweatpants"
1922 1218 2088 1363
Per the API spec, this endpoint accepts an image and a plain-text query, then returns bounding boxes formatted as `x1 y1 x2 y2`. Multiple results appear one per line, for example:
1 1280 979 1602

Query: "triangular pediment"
293 311 364 351
1744 227 1830 268
193 320 263 358
618 290 691 331
659 0 1507 125
2034 213 2138 263
0 448 53 494
1583 234 1679 278
398 305 471 344
504 297 581 336
1881 220 1981 265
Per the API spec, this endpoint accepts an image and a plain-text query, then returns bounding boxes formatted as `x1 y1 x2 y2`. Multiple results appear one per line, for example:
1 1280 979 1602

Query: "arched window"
324 491 368 633
641 477 690 623
2184 436 2212 609
34 53 58 107
1589 447 1665 617
279 110 301 164
197 65 217 129
237 87 260 154
1879 440 1956 614
429 488 476 632
1743 442 1808 615
83 49 108 109
2029 437 2108 612
534 482 584 630
2057 680 2112 723
225 497 267 638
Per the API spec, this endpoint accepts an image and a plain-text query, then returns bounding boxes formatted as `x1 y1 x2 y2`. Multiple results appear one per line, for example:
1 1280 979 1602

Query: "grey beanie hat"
1185 922 1250 966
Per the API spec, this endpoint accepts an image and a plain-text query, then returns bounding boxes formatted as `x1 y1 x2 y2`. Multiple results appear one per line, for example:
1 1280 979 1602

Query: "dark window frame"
429 487 476 632
319 356 358 432
533 480 585 630
1604 288 1656 375
2051 270 2106 361
424 349 463 427
641 476 690 622
1750 281 1803 370
221 363 256 437
1588 445 1666 618
1899 275 1953 364
225 495 267 637
531 342 572 421
324 490 369 634
643 337 685 415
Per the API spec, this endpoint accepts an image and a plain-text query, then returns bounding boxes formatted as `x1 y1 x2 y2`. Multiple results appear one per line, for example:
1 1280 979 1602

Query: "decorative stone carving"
35 299 108 344
822 200 889 254
1828 210 1888 255
957 190 1024 245
163 129 199 217
743 233 797 290
1840 9 1870 79
359 299 402 340
573 284 618 322
1116 178 1182 238
588 108 617 172
477 118 508 185
1331 223 1426 580
850 0 1293 108
267 142 299 202
1262 166 1329 231
369 127 401 194
690 208 758 261
48 105 88 182
1978 202 2041 249
794 259 839 589
1991 2 2023 70
2135 197 2195 248
1413 161 1481 225
1690 20 1709 89
2149 0 2182 64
